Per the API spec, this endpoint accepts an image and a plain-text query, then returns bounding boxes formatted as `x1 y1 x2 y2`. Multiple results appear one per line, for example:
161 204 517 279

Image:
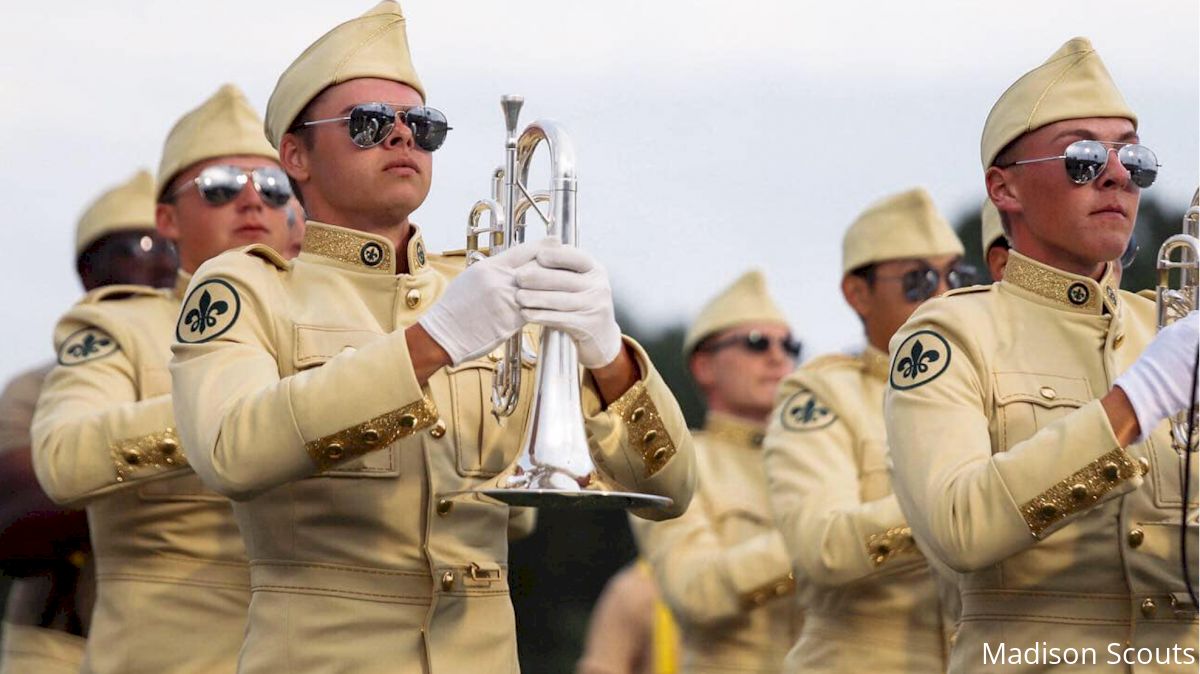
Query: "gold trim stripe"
1005 255 1101 312
866 526 916 567
609 382 677 477
306 397 438 471
1019 448 1140 538
111 428 187 483
302 225 394 272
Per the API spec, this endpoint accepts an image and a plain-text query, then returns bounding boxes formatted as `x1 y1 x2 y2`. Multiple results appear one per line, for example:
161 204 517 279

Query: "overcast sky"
1 0 1197 384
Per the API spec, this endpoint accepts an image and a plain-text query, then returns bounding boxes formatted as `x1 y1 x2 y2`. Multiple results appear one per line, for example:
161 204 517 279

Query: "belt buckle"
1169 592 1198 618
468 562 501 583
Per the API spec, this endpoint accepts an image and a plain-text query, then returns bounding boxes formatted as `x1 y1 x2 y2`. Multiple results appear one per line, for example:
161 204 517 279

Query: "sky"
1 0 1197 384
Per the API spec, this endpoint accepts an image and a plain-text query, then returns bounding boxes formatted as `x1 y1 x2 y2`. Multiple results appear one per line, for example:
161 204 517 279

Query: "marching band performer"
167 2 695 672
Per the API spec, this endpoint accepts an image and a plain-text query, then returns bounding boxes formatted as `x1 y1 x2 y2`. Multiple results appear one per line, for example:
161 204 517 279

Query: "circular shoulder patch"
58 327 119 366
780 388 837 431
889 330 952 390
176 279 241 344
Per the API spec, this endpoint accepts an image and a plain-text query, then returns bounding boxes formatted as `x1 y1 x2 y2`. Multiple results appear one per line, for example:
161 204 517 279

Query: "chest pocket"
992 372 1091 453
292 325 400 478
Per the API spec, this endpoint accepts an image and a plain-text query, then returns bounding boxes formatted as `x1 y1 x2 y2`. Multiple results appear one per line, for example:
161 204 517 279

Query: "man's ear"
690 352 716 393
985 166 1021 223
155 202 178 241
841 274 871 321
279 133 310 186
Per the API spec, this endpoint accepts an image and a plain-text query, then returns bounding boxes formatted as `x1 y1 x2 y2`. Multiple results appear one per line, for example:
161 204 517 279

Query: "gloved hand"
418 242 541 365
1114 310 1199 442
514 239 623 369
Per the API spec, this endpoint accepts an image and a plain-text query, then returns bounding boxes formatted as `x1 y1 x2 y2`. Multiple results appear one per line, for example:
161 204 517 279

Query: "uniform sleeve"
884 301 1142 573
581 338 696 520
629 483 793 628
170 251 438 501
764 373 914 588
507 506 537 541
32 309 185 506
575 564 655 674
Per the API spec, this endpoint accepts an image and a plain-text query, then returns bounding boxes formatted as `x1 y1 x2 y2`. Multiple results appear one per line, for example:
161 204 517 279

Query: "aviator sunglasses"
295 102 451 152
172 165 293 208
700 331 802 359
999 140 1160 189
872 262 979 303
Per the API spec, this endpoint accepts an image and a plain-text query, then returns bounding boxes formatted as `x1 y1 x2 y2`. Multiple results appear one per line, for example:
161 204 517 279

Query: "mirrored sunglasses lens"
782 339 802 358
1063 140 1108 184
743 333 770 352
1119 144 1158 188
901 269 936 302
949 265 979 289
252 168 293 208
348 104 396 148
406 107 448 151
196 166 245 205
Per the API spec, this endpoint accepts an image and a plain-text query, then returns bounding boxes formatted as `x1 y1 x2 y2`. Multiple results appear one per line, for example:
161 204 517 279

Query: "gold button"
430 419 447 439
875 543 891 556
1141 598 1157 617
642 430 659 444
1114 333 1125 349
361 428 380 444
1039 504 1058 519
123 450 141 465
437 499 453 516
651 447 669 463
1102 462 1121 481
1128 528 1144 548
774 582 790 596
405 288 421 309
160 437 178 454
1070 484 1089 501
399 414 417 429
488 352 502 363
325 442 344 460
1039 386 1057 400
1137 457 1150 475
630 407 645 423
441 571 455 592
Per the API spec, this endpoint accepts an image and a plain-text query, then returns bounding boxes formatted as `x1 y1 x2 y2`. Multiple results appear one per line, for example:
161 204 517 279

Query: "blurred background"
1 1 1197 671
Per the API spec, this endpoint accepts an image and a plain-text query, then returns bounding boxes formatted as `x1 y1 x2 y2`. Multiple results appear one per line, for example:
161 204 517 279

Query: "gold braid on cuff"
1019 448 1141 538
866 526 916 567
741 572 796 609
306 397 438 471
111 428 187 483
608 381 676 477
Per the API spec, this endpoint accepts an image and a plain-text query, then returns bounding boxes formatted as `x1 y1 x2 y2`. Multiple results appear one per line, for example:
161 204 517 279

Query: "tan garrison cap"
981 199 1007 257
981 37 1135 168
265 0 425 148
75 170 156 256
683 270 789 356
156 84 278 199
842 187 963 274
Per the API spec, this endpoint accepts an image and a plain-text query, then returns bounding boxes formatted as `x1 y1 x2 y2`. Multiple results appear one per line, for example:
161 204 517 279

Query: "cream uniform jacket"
763 348 950 673
630 413 801 673
169 222 696 674
885 251 1199 673
31 277 250 674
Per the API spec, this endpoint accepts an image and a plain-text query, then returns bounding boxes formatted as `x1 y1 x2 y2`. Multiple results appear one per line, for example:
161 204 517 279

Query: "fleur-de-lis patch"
58 327 119 366
780 388 837 431
360 242 384 267
889 330 952 390
176 279 241 344
1067 282 1090 306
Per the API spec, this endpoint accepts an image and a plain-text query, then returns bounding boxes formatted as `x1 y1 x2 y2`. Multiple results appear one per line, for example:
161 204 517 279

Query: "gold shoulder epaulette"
80 284 164 304
241 243 290 270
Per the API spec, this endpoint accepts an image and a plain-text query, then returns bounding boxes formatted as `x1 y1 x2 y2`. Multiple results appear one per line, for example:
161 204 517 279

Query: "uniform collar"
299 220 430 275
861 345 891 381
173 270 192 300
702 412 766 449
1002 250 1120 315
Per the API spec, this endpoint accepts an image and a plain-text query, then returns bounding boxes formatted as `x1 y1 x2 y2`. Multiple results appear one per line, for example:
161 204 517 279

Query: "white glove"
1114 310 1199 441
514 240 623 369
418 242 541 365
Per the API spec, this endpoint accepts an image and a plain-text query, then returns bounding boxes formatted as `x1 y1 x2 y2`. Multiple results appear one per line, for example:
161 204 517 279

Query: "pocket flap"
993 372 1091 408
294 325 383 369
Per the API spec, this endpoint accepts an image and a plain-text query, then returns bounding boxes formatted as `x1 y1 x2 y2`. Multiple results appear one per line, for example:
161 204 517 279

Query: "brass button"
874 543 891 556
630 407 645 423
361 428 380 444
642 430 659 444
1039 504 1058 519
1039 386 1057 400
1140 597 1157 617
488 351 501 363
1102 462 1121 481
160 437 178 454
1137 457 1150 475
437 499 453 516
1114 333 1125 349
1070 484 1089 501
430 419 447 439
440 571 455 592
325 442 344 460
405 288 421 309
123 450 141 465
1128 528 1144 548
651 447 669 463
399 414 417 429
